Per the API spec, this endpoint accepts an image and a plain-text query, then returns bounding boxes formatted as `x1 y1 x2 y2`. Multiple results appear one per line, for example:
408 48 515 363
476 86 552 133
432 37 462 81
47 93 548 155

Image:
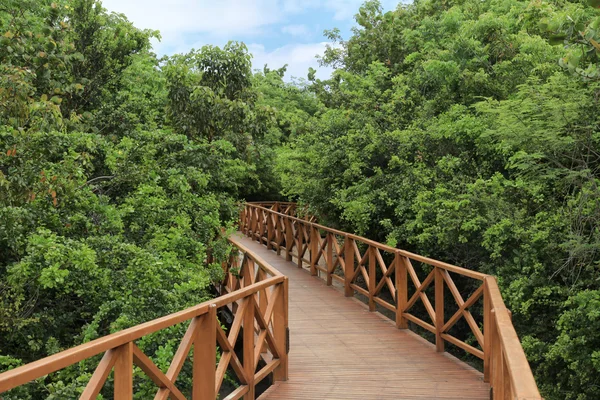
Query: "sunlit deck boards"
230 233 490 400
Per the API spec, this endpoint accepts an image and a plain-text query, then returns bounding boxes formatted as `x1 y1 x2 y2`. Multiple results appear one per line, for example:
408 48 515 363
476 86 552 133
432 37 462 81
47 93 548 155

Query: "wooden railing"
0 239 288 400
241 202 542 400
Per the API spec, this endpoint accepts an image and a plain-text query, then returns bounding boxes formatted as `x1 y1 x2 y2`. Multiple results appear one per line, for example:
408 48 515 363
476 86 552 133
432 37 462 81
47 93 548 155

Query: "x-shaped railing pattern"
241 202 542 400
0 239 288 400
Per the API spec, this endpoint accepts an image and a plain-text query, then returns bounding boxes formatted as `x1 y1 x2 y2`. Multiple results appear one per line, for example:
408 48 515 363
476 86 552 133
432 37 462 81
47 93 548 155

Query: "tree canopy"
2 0 600 399
274 1 600 399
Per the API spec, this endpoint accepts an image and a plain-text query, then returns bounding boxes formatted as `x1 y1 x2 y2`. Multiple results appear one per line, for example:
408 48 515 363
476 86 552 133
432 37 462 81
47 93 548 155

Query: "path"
230 234 489 400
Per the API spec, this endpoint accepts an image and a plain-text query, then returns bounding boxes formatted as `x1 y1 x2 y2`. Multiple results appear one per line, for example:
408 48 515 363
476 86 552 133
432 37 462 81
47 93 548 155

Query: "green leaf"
549 34 567 45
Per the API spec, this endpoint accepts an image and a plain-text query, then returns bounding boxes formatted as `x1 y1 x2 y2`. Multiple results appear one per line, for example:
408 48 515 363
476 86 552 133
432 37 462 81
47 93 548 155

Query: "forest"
1 0 600 399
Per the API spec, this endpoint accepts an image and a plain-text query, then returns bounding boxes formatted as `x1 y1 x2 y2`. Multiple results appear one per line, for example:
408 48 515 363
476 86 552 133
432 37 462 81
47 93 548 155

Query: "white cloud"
281 24 309 37
101 0 402 41
281 0 402 20
102 0 282 35
99 0 400 79
248 42 333 81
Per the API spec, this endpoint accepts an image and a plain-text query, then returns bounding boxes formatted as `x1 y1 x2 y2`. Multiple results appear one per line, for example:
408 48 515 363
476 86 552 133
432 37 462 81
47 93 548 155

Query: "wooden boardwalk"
230 233 490 400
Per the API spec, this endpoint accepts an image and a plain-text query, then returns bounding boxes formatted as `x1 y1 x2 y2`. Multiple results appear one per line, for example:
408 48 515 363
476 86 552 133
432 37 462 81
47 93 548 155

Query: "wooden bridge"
0 202 542 399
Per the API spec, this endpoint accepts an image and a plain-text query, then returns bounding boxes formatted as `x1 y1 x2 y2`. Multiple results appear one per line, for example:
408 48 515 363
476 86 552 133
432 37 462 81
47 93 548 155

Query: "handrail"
0 238 289 400
241 202 542 400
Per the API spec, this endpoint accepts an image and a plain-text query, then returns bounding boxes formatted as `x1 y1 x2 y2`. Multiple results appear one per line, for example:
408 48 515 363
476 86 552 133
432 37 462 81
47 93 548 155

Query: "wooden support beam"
297 224 304 269
326 233 333 286
273 279 289 382
193 304 216 400
114 342 133 400
395 253 408 329
310 227 319 276
368 247 376 311
243 297 255 400
435 267 444 353
344 237 355 297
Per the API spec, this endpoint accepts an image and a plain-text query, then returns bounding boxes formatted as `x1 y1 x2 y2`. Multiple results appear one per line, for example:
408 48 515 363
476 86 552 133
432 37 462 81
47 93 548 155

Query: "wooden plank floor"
230 233 490 400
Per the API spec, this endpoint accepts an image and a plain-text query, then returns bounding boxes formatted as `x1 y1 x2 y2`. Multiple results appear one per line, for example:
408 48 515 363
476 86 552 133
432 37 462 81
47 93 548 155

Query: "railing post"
245 206 250 235
273 279 289 381
252 208 258 240
326 233 333 286
243 296 255 400
285 218 293 262
258 209 265 244
435 267 445 352
275 215 282 255
296 223 304 268
267 213 273 250
395 253 408 329
491 309 504 399
344 236 354 297
368 246 376 311
193 304 216 400
310 226 319 276
114 342 133 400
483 279 491 383
258 269 268 353
239 207 245 233
243 258 255 288
249 207 256 239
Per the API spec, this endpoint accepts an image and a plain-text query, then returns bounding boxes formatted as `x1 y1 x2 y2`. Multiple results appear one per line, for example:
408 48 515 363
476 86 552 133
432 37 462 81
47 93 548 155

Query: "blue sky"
101 0 403 80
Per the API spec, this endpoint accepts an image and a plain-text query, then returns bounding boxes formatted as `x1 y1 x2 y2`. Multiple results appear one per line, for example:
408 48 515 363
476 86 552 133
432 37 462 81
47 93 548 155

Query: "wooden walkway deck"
230 233 490 400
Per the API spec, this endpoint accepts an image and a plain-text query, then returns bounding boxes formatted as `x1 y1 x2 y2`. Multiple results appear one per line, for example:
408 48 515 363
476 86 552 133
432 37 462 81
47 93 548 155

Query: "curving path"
230 233 489 400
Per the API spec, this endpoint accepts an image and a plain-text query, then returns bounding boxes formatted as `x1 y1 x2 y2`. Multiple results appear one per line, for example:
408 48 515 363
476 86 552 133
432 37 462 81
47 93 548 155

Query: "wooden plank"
373 296 396 312
230 233 490 400
368 247 376 311
435 268 444 353
483 281 491 383
326 233 333 286
131 344 186 400
404 313 437 334
441 334 484 360
272 278 288 381
155 316 200 400
485 277 541 398
396 254 408 329
243 296 255 400
405 269 434 311
310 227 319 276
223 385 249 400
441 271 484 349
350 284 369 297
80 349 117 400
255 359 281 385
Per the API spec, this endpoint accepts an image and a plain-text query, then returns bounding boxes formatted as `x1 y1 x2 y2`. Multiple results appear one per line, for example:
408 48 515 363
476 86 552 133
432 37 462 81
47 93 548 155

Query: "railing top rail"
244 203 487 280
243 201 542 399
0 243 284 394
233 234 283 277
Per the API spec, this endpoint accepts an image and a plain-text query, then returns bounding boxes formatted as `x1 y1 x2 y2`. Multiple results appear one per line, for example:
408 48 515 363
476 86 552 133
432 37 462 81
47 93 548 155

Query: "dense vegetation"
275 1 600 399
0 0 279 397
2 0 600 399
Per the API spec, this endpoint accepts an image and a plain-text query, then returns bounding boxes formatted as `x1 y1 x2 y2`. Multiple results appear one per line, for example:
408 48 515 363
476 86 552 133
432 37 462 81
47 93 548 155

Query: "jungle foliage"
273 1 600 399
0 0 278 397
3 0 600 399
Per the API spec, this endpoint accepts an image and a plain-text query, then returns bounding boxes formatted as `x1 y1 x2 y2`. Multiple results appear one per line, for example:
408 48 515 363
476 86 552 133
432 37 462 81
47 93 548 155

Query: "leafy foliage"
275 1 600 399
0 1 279 397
